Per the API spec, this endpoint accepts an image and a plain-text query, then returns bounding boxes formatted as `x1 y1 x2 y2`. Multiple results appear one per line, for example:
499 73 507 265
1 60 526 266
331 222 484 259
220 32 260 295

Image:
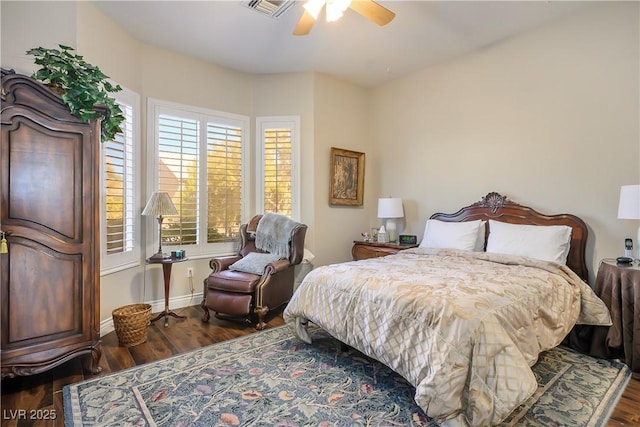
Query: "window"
256 116 300 220
157 114 200 246
100 86 140 273
148 99 250 257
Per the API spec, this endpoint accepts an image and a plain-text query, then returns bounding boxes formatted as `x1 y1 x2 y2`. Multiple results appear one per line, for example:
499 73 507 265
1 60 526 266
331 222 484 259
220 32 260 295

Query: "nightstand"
146 257 189 327
352 241 419 261
589 259 640 379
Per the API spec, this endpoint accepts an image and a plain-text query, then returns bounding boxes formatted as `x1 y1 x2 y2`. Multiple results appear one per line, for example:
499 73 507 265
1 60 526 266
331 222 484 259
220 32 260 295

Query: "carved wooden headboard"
430 192 589 281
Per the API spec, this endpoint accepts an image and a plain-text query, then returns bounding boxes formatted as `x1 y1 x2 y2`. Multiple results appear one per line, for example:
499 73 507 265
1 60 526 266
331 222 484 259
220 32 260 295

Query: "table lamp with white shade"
142 191 178 261
377 197 404 243
617 184 640 260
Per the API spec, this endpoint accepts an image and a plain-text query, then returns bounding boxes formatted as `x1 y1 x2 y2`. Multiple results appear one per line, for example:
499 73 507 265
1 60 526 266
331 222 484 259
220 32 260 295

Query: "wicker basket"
112 303 151 347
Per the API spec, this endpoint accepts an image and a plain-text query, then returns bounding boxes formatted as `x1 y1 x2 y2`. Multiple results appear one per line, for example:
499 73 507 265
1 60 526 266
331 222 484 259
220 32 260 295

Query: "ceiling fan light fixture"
303 0 325 20
294 0 394 36
326 0 352 22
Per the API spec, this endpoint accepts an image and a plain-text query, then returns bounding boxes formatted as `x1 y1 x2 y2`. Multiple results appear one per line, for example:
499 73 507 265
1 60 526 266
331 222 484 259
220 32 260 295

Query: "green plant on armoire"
26 44 124 142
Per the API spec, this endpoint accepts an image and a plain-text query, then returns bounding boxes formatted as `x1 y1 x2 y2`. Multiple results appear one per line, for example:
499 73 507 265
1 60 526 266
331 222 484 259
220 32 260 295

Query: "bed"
283 192 611 426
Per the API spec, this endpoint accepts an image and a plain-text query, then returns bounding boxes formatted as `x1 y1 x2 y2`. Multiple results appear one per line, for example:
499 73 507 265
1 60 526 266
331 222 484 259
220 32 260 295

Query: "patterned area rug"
63 325 630 426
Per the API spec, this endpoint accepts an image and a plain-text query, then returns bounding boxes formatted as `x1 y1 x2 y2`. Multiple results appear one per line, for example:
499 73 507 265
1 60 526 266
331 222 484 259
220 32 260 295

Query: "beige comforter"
283 248 611 426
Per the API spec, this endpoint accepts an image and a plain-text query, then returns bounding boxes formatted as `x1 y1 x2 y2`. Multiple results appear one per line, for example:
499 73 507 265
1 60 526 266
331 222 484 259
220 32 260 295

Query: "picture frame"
329 147 365 206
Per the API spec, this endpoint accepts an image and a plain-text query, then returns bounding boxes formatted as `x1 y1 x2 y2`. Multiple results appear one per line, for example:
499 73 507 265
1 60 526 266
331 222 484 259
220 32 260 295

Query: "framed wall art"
329 147 365 206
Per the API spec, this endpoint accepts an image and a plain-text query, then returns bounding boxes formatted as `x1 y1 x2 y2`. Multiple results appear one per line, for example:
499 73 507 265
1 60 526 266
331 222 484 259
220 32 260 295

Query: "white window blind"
257 116 300 220
263 128 292 215
207 123 243 242
157 114 200 247
101 87 140 273
149 99 249 257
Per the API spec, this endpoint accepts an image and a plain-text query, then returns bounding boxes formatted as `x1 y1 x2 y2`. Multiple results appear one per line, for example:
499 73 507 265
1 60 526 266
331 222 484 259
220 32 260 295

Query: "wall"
76 2 142 93
74 3 269 325
1 2 77 75
370 2 639 283
313 73 372 266
252 73 372 267
252 72 316 254
3 1 637 330
0 1 370 329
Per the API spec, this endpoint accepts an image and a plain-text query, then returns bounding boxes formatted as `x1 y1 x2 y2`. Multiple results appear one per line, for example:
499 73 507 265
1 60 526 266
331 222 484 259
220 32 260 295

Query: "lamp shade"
617 185 640 220
142 192 178 217
378 197 404 218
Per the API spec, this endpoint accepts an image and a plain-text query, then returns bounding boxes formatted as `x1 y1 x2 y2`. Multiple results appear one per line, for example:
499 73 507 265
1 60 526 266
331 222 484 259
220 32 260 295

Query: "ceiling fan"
293 0 395 36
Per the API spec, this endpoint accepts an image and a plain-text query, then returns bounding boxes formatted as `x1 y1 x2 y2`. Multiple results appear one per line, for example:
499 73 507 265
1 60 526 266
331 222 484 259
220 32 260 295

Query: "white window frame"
100 85 141 274
147 98 250 258
256 116 300 220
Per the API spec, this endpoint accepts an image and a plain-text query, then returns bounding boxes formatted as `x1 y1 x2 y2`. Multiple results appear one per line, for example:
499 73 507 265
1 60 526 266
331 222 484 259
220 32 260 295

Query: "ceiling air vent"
242 0 295 18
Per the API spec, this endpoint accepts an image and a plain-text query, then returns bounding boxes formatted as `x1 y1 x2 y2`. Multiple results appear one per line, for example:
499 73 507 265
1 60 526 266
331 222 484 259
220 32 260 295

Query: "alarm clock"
398 234 417 245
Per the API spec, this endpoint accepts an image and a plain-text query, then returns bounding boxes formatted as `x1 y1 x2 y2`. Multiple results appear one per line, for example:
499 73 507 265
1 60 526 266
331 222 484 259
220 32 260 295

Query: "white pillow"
486 220 572 264
419 219 484 251
229 252 282 275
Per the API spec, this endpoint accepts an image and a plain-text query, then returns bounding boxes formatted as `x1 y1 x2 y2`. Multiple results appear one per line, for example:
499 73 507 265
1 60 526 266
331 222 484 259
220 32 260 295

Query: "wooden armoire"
1 69 102 379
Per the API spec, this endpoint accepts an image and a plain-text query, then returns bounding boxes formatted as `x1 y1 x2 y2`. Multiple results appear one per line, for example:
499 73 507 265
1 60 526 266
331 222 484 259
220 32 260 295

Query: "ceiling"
92 1 593 88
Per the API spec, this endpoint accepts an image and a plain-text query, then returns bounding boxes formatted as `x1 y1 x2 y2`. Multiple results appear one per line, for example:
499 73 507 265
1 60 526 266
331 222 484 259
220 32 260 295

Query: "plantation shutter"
263 127 292 216
158 114 200 247
207 123 243 242
150 99 249 256
104 102 134 255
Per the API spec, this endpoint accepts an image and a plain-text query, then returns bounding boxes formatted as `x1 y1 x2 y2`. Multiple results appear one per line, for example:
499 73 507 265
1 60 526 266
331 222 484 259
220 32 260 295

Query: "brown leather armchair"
201 214 307 330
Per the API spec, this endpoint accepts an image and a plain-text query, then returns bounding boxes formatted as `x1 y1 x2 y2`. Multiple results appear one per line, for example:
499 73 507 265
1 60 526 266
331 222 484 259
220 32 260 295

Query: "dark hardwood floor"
1 305 639 426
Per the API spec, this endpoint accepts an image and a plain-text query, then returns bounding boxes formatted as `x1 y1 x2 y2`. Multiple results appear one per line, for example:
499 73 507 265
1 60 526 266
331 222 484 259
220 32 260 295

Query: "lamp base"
386 219 399 243
148 251 170 261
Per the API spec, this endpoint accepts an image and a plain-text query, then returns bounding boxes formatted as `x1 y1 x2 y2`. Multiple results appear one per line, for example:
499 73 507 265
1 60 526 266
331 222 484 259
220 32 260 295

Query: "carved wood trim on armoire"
1 69 102 379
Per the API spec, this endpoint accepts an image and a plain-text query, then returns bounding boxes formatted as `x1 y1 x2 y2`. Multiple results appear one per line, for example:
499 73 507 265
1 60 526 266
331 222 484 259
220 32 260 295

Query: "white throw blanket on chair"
255 213 300 259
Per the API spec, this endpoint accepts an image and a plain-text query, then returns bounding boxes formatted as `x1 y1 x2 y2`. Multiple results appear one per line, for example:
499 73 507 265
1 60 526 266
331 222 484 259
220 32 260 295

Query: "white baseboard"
101 292 203 337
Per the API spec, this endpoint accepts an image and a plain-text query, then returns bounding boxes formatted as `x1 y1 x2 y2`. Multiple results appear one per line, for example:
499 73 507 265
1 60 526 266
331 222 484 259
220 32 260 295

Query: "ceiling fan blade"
349 0 395 26
293 9 316 35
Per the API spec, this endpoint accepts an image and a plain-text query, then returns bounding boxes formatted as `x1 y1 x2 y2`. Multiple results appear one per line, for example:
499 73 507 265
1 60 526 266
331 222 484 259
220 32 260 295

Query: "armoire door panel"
3 240 84 346
6 119 83 241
